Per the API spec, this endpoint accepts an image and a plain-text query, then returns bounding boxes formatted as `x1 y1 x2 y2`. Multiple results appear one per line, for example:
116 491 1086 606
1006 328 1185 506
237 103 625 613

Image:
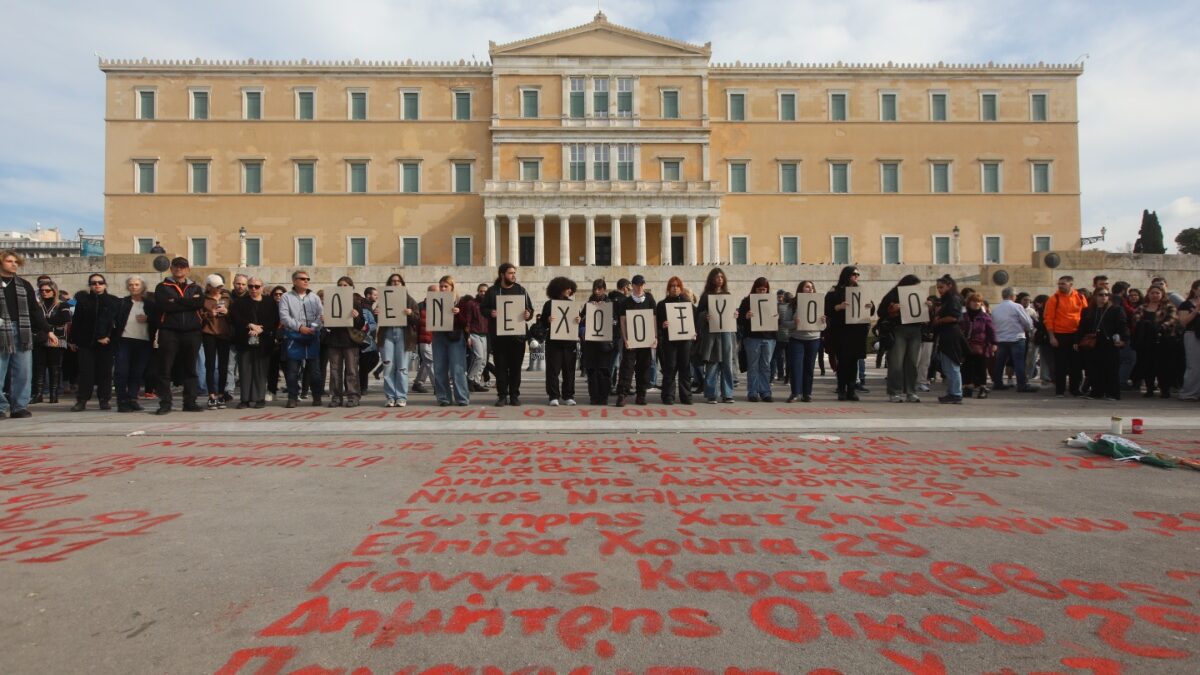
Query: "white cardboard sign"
748 293 778 333
663 302 696 341
425 291 457 332
794 293 823 332
898 285 929 325
584 302 613 342
377 287 407 327
496 296 527 336
548 300 578 341
324 287 355 327
624 309 656 349
706 295 737 333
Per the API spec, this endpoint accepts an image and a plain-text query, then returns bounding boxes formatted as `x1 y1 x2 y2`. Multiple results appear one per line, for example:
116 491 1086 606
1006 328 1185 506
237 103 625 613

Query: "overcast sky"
1 0 1197 251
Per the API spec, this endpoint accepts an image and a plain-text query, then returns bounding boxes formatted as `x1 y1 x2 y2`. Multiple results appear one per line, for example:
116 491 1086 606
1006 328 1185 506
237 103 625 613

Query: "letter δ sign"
426 292 457 332
846 287 871 325
707 296 737 333
749 293 778 333
664 302 695 341
898 285 929 325
324 287 356 327
496 296 527 336
549 300 578 341
585 302 613 342
794 293 823 331
624 309 656 348
377 287 407 327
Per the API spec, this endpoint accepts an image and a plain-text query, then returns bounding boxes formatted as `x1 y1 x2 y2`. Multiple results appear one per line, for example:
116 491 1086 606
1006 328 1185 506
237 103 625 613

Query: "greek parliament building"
100 12 1082 271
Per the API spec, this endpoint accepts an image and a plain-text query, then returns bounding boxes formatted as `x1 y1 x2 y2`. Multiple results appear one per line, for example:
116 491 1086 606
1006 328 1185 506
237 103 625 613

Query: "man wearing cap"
615 274 657 406
152 257 206 414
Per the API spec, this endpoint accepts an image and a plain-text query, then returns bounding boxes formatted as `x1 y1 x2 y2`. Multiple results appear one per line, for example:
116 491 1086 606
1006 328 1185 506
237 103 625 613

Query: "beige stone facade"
101 12 1082 270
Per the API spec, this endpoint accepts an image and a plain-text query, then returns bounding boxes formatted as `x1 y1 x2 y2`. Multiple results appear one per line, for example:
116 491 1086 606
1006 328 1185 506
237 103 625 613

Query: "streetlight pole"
952 225 960 264
238 226 247 267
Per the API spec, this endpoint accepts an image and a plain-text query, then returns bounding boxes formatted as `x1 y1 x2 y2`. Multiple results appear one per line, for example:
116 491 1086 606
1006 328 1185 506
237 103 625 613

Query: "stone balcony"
483 179 723 215
484 179 721 194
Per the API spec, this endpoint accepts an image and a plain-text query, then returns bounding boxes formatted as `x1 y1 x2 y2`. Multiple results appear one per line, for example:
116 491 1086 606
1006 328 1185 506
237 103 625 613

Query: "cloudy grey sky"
1 0 1197 250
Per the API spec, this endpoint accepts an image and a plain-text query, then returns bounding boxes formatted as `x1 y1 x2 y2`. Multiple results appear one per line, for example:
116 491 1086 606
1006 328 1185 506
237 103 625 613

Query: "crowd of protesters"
3 247 1198 418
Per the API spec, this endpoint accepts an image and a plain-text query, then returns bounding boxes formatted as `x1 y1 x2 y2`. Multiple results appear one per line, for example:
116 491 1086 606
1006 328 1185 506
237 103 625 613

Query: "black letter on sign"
756 297 770 323
673 305 689 333
432 298 445 327
591 306 605 337
329 293 344 319
907 293 923 320
714 298 727 329
805 299 818 325
383 294 397 320
555 304 570 335
632 313 647 343
502 302 514 333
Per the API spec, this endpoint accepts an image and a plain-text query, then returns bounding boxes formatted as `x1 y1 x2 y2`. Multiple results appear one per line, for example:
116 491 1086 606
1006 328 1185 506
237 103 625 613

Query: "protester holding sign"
580 279 616 405
277 270 323 408
825 266 869 401
697 268 737 404
655 276 695 405
614 275 656 406
482 263 533 406
378 274 417 408
878 274 924 402
737 277 777 402
536 276 579 406
788 281 824 403
324 277 366 408
431 275 471 407
932 274 966 404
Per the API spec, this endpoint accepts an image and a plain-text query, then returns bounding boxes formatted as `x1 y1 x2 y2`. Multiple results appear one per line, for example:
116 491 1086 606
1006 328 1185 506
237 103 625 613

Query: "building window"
982 162 1001 193
880 92 897 121
1034 235 1052 252
454 91 471 121
135 237 155 254
781 236 799 265
931 162 951 193
242 161 262 194
832 236 850 265
521 89 539 119
189 161 209 194
347 162 367 193
616 144 634 180
727 91 745 121
662 160 681 182
521 160 540 181
348 237 367 266
568 145 586 181
728 162 747 193
189 238 208 267
244 237 262 267
401 91 419 121
779 92 796 121
296 161 315 194
731 236 748 264
296 237 315 266
136 89 155 120
880 162 900 193
980 92 998 121
930 91 947 121
401 236 420 266
829 91 848 121
830 162 849 194
779 162 798 193
661 89 679 119
617 78 633 117
933 235 951 264
593 145 611 180
453 162 472 193
401 162 419 193
243 89 262 120
883 236 901 264
296 89 315 120
984 236 1002 264
135 161 156 194
1032 162 1051 193
453 236 472 266
348 90 367 120
593 78 609 118
1030 92 1048 121
569 78 585 119
190 90 209 120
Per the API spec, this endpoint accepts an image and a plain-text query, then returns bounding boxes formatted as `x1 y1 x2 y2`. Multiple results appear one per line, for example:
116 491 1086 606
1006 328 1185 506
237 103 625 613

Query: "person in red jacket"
1043 275 1088 397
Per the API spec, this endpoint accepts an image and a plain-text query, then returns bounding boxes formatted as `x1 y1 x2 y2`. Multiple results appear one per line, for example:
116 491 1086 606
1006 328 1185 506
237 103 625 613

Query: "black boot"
48 367 61 404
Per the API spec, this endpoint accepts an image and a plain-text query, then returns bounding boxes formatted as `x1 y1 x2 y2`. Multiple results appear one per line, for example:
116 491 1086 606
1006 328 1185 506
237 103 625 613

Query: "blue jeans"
705 332 735 400
432 333 469 405
790 339 820 397
380 328 410 402
993 340 1028 389
743 337 775 398
195 344 208 397
939 352 963 399
114 337 152 403
0 348 33 413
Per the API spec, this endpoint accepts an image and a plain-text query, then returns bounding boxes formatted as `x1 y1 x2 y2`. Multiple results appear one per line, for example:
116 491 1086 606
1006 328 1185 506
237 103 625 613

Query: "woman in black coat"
579 279 618 405
69 273 122 411
1076 288 1128 401
824 266 870 401
230 277 279 408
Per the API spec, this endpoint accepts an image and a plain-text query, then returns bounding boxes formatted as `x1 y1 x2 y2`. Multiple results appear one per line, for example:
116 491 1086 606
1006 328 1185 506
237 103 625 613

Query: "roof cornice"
711 60 1084 76
98 57 491 75
489 11 711 58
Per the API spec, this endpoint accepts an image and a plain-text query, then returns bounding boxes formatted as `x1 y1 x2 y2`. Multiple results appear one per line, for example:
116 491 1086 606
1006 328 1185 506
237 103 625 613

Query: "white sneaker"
549 399 559 406
397 399 407 408
564 398 576 406
889 395 903 403
385 399 396 408
917 383 931 392
264 392 274 402
906 394 921 403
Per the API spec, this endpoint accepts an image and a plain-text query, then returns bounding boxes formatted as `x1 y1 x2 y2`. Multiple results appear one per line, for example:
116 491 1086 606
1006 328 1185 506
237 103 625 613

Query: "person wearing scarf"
0 249 58 418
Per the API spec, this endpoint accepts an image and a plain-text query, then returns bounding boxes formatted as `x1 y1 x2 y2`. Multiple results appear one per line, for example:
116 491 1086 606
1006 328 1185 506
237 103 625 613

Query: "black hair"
496 262 516 285
836 266 859 287
704 268 728 295
937 274 959 296
546 276 577 300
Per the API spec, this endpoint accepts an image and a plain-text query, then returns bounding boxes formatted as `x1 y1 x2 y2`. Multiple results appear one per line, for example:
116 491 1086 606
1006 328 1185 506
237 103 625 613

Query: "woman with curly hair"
537 276 579 406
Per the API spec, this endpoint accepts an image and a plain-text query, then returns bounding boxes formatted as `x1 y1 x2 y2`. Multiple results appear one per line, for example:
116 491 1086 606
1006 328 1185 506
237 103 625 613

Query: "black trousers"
587 367 612 404
493 337 526 399
76 343 115 403
156 329 201 408
359 350 379 393
834 347 858 394
617 347 652 397
32 345 63 398
659 340 692 403
1053 332 1081 395
1087 343 1121 400
545 342 576 401
963 353 989 388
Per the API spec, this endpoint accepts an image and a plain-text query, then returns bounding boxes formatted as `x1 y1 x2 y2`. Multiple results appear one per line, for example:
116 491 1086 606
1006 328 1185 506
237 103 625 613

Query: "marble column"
484 215 496 267
507 214 519 264
701 219 712 264
559 215 571 266
636 215 647 266
533 215 545 267
710 216 721 264
610 215 622 266
687 215 698 266
659 216 671 265
585 215 596 266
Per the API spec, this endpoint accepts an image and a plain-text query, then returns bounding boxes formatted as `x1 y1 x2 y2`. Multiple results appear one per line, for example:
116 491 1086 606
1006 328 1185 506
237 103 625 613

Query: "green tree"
1176 227 1200 255
1134 209 1166 254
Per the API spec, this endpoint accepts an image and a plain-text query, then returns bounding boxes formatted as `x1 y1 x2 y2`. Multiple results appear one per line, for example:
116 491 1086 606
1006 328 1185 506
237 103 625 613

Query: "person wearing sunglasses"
152 257 206 414
31 280 70 404
113 275 157 412
1075 287 1128 401
68 274 121 411
230 277 278 409
278 270 324 408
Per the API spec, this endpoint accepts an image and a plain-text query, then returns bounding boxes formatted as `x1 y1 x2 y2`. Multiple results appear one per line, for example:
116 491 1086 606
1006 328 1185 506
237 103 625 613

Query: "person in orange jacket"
1043 275 1088 396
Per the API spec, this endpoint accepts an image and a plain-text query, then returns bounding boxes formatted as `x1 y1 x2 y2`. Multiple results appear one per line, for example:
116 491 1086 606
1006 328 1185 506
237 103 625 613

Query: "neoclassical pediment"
490 12 711 59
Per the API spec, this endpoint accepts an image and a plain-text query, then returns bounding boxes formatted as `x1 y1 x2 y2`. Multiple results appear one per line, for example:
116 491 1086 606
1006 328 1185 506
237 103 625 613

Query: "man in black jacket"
0 249 58 419
615 274 657 406
152 257 205 414
481 262 533 406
